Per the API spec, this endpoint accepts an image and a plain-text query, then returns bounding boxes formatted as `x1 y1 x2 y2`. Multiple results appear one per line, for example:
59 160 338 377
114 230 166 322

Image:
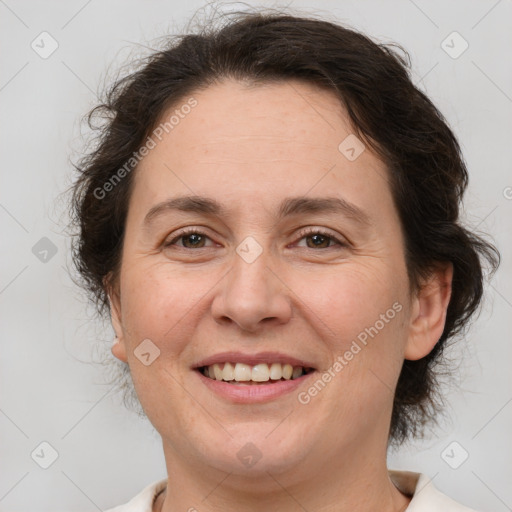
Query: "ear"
404 262 453 361
104 273 128 363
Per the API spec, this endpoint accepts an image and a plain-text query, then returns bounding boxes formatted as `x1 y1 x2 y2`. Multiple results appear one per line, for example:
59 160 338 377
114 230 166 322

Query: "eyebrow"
143 195 371 227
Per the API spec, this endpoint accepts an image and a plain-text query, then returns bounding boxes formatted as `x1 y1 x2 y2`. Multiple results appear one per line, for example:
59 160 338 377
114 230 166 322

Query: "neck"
156 440 411 512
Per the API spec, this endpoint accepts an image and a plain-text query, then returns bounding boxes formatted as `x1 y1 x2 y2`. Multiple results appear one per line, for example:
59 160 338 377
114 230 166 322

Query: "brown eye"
165 229 214 249
295 228 347 249
180 233 206 248
305 233 332 249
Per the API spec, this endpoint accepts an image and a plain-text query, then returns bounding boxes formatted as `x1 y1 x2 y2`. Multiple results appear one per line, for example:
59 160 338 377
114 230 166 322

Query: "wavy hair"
70 6 500 445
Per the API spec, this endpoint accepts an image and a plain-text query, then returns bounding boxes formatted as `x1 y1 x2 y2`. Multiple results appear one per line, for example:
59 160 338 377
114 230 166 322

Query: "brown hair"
70 7 499 445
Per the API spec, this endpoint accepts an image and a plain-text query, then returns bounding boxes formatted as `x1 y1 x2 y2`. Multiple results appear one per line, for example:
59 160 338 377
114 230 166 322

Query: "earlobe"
104 274 128 363
111 336 128 362
404 263 453 361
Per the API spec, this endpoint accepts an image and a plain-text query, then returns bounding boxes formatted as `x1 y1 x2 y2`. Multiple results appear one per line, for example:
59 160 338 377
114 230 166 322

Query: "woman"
70 8 499 512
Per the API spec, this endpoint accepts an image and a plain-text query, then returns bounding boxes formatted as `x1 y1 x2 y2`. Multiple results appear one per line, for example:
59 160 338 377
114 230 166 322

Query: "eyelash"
164 227 347 250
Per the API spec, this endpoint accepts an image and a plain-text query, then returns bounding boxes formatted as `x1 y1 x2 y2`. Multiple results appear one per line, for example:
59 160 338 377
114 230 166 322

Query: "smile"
199 362 315 384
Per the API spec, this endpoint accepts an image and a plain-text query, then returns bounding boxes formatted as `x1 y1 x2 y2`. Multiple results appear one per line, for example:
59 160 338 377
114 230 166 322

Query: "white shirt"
104 470 478 512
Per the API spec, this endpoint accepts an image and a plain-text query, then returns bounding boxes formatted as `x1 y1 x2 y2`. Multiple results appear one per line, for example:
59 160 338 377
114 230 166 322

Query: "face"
109 79 451 483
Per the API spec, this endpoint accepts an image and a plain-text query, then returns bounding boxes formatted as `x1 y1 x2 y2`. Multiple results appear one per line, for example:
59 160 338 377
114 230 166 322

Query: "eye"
164 227 348 251
164 228 215 249
294 227 347 249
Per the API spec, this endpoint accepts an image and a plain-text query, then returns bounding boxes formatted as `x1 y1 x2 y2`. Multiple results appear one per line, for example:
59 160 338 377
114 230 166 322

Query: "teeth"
222 362 235 381
213 363 223 380
234 363 252 381
269 363 282 380
252 363 270 382
292 366 302 379
202 362 309 383
282 364 293 379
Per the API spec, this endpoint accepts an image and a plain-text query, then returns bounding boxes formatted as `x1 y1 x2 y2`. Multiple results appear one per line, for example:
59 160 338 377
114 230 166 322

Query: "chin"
194 425 312 476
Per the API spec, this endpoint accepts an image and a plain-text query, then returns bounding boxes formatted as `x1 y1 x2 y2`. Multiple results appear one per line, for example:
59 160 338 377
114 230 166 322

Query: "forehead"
129 79 392 223
171 78 352 156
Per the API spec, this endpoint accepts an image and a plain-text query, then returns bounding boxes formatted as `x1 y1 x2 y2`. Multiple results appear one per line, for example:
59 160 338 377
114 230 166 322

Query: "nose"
210 246 293 333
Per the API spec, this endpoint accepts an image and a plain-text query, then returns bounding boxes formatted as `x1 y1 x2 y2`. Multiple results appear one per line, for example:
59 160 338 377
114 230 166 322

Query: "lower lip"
195 370 314 404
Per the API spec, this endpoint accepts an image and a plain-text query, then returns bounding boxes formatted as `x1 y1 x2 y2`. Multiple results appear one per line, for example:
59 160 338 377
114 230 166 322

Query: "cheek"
292 262 406 344
296 263 409 408
119 263 205 352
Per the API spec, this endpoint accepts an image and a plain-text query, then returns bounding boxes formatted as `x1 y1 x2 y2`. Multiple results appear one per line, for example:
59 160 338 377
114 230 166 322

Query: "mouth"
197 362 316 385
193 352 318 402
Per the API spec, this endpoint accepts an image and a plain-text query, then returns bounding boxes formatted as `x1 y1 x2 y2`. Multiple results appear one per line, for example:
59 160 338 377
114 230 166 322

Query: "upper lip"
193 351 317 370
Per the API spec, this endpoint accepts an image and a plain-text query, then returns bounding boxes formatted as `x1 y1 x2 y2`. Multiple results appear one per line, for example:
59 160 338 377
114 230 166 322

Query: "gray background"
1 0 511 511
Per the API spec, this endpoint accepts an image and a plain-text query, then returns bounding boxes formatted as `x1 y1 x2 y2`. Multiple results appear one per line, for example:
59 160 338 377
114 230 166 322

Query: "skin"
108 79 453 512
